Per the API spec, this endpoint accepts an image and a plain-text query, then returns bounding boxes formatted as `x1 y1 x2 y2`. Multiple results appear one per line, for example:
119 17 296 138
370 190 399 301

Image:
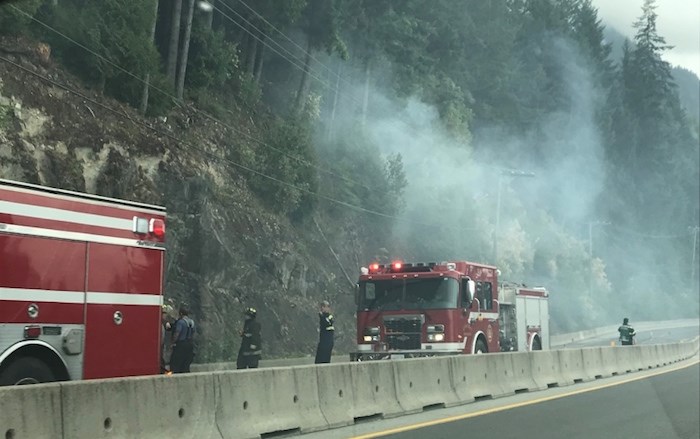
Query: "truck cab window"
476 281 493 310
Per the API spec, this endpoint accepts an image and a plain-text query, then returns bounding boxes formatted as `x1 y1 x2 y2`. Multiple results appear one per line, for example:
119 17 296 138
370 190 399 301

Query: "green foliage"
185 26 238 90
4 0 697 332
318 128 408 247
248 116 318 218
0 0 42 36
43 0 159 102
0 104 14 132
144 72 176 117
301 0 347 57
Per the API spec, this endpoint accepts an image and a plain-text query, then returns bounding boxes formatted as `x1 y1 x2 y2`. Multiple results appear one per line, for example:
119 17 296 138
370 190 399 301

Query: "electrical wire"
236 0 355 90
8 3 370 190
212 1 366 109
0 54 479 234
604 223 693 240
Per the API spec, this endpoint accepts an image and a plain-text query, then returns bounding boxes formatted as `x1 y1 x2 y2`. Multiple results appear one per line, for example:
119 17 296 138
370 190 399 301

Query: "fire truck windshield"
358 277 459 311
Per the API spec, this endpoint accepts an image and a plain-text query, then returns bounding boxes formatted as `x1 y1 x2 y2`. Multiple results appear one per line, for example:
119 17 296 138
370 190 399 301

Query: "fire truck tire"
474 339 488 354
0 357 56 386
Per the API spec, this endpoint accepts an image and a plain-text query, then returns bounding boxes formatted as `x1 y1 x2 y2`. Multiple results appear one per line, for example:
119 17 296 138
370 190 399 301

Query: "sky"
591 0 700 77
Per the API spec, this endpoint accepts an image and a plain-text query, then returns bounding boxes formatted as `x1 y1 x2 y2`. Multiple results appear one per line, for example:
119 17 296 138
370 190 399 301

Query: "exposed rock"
0 41 358 362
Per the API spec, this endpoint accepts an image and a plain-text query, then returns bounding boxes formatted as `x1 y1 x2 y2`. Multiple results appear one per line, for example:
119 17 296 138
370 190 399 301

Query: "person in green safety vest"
618 317 636 346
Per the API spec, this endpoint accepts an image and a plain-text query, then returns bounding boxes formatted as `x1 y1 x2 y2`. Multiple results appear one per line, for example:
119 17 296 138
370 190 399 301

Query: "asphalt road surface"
299 355 700 439
377 362 700 439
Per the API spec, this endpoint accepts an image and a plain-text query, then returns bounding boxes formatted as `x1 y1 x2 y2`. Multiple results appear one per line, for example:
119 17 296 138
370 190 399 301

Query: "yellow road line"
350 358 700 439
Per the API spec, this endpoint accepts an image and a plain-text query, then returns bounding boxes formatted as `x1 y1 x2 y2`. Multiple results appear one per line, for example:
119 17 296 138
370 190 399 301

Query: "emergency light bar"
366 261 437 274
133 216 166 238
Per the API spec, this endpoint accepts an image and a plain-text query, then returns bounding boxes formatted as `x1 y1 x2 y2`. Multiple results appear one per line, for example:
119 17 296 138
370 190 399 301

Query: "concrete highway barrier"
1 338 698 439
61 372 220 439
215 366 327 438
580 347 605 381
0 382 63 438
529 350 563 389
349 359 403 420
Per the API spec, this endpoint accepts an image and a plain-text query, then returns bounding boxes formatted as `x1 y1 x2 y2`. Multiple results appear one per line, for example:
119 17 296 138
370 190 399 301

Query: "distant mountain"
603 27 699 124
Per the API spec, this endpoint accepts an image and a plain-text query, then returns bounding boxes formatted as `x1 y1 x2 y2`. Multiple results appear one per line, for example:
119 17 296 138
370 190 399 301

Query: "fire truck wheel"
0 357 56 386
475 339 488 354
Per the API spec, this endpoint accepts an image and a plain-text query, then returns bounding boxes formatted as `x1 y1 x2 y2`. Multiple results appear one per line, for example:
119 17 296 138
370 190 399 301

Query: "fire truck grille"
384 318 421 350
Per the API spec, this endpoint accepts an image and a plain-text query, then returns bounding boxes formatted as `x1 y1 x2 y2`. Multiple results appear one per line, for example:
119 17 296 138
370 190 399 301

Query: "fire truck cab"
0 179 166 385
351 260 549 361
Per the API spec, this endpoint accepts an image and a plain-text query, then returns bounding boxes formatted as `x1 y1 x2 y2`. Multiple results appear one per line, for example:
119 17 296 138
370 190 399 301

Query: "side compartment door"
0 233 87 379
83 243 163 379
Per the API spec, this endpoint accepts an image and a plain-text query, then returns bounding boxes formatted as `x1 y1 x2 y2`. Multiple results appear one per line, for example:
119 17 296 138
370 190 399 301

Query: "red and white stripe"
1 181 165 248
0 288 163 306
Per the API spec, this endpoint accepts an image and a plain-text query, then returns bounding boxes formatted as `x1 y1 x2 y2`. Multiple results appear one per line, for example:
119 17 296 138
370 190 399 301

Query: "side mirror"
354 284 360 306
462 278 476 306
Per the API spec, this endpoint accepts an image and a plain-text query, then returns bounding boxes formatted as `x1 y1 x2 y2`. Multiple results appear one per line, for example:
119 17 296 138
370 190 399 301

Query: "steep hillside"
0 36 356 362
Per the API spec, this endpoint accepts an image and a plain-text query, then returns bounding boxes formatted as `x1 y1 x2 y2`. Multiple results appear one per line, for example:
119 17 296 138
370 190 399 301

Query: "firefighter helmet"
245 307 257 317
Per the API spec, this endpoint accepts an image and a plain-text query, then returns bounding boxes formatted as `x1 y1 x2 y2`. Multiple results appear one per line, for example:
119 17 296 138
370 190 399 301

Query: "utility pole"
587 220 610 256
493 169 535 263
587 220 609 297
691 226 699 293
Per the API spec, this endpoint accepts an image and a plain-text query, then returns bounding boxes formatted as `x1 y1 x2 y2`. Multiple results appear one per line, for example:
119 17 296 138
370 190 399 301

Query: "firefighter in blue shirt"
315 300 335 364
170 306 195 373
618 317 636 346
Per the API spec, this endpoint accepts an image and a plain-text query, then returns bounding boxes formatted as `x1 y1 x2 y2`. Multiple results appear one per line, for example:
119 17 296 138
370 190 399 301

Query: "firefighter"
237 307 262 369
170 306 196 373
315 300 335 364
618 317 636 346
160 305 174 373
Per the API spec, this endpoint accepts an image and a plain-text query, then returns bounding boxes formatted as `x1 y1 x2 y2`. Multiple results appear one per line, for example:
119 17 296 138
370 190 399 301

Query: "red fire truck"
0 179 166 385
351 260 549 361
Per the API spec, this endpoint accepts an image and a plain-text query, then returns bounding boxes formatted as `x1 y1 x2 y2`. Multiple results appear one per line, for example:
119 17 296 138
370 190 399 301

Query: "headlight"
426 324 445 333
363 327 380 343
427 333 445 342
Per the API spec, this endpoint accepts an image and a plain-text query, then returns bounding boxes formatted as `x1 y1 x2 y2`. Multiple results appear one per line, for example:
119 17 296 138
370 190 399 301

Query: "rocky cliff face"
0 39 357 362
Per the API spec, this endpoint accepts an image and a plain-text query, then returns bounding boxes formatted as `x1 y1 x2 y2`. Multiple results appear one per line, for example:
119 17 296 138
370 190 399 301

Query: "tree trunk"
245 25 258 76
166 0 183 86
233 10 250 51
176 0 196 100
253 34 265 83
294 38 313 113
97 72 106 95
204 0 215 30
361 58 371 126
326 63 342 141
140 0 160 115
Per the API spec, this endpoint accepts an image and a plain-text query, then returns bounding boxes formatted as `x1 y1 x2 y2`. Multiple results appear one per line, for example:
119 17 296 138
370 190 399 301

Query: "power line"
0 54 478 235
236 0 354 90
605 223 693 240
9 3 370 190
213 1 365 109
217 0 321 80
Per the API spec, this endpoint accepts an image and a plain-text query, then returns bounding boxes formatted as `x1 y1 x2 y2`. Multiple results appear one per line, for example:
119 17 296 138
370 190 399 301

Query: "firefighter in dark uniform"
237 307 262 369
618 317 636 346
315 300 335 364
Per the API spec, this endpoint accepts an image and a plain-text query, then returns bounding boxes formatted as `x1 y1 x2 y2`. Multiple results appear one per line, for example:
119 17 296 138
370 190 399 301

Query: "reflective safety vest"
618 324 635 342
319 312 335 339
